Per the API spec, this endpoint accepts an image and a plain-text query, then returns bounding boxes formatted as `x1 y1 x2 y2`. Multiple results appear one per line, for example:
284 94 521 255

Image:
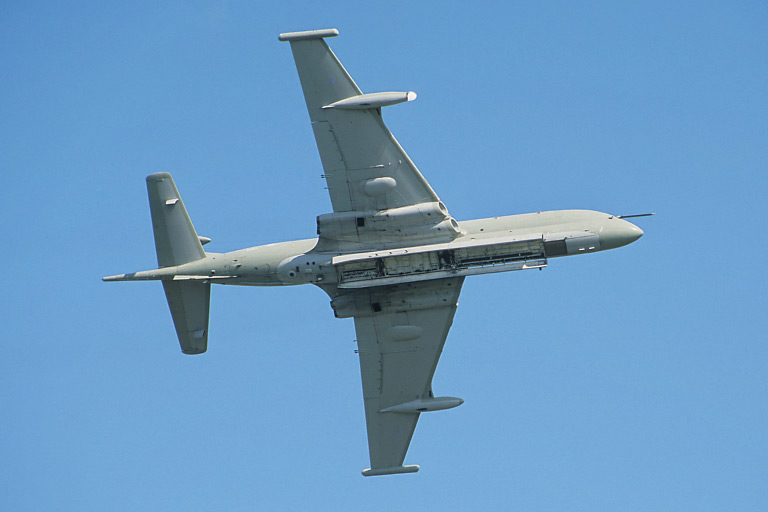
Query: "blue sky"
2 1 767 510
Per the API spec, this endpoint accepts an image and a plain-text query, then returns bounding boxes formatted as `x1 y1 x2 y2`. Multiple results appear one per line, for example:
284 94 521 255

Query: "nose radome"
600 220 643 250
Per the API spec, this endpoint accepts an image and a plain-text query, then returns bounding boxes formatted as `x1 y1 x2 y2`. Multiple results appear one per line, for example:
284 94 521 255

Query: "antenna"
616 213 655 219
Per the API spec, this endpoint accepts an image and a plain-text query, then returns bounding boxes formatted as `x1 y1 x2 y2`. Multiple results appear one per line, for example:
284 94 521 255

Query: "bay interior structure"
104 28 646 476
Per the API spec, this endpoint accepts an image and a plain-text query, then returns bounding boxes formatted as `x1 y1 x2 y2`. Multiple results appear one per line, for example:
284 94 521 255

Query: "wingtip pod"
181 337 207 355
278 28 339 42
362 465 419 477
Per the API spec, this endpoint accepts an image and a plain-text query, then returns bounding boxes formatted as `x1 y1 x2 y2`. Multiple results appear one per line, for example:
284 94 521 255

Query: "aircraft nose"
600 219 643 250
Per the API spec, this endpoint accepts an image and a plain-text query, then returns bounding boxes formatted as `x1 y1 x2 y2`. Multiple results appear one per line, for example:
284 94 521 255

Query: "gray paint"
104 29 644 477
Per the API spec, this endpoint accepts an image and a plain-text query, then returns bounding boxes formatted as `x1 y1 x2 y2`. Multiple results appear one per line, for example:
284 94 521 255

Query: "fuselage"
134 209 641 289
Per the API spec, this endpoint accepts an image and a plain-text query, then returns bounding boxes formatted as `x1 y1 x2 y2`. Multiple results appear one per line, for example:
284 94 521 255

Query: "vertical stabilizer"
146 172 205 267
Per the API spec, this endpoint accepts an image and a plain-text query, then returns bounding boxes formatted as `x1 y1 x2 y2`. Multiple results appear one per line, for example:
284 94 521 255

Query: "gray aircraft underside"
104 28 645 477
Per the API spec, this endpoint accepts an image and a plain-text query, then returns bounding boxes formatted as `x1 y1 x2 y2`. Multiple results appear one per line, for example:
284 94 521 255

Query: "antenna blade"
617 213 655 219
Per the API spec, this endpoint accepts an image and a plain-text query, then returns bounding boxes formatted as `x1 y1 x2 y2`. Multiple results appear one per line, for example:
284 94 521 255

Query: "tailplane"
162 280 210 354
147 172 206 267
147 172 211 354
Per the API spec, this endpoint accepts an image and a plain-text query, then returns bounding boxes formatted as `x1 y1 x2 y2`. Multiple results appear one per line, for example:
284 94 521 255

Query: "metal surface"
104 28 646 476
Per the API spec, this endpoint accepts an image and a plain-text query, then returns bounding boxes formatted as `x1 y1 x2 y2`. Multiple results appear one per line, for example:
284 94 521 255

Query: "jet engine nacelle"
317 202 461 245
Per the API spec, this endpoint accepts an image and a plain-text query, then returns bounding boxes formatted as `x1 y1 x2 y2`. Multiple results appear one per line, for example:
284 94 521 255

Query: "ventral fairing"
104 29 647 477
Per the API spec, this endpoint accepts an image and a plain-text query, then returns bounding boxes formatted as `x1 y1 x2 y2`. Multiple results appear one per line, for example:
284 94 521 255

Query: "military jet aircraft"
104 28 646 477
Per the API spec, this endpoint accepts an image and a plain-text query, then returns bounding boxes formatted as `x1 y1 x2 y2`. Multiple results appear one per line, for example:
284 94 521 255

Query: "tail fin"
146 172 205 267
146 173 210 354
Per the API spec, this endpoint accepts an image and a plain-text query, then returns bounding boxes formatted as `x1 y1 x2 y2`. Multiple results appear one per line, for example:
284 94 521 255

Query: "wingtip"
278 28 339 42
361 465 420 477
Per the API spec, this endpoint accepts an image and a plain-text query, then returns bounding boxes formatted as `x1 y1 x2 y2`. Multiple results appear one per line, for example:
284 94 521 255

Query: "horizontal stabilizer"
147 173 206 267
162 280 211 355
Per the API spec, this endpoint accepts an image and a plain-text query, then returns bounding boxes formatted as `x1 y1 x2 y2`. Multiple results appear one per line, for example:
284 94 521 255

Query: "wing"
331 277 465 476
279 29 440 213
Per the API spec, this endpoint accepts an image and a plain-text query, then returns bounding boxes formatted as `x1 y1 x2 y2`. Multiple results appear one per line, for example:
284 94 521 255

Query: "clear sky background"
2 1 767 510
